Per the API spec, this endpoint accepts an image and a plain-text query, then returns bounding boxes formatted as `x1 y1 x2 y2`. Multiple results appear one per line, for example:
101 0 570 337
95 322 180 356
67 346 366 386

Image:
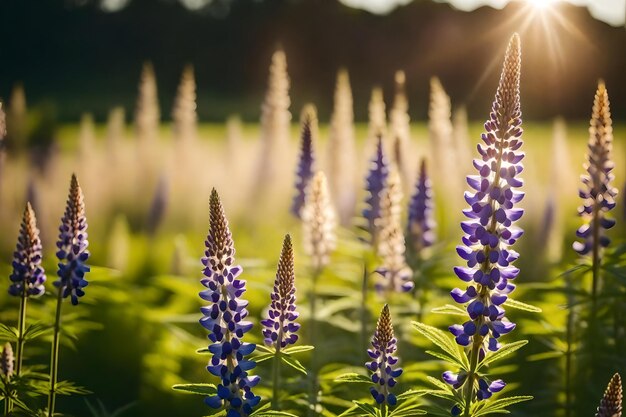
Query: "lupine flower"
0 343 14 378
262 234 300 349
135 62 160 143
172 64 198 143
573 82 617 256
9 202 46 297
0 102 6 142
55 174 90 306
407 159 436 254
302 171 336 271
147 175 169 237
445 34 523 401
429 77 456 191
366 304 402 406
376 168 413 293
363 136 389 245
257 49 291 190
390 70 412 191
367 87 387 151
291 105 317 218
595 373 623 417
200 189 260 416
327 69 357 226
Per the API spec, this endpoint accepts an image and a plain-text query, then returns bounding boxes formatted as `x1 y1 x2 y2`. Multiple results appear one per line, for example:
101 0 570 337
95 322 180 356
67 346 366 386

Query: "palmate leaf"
280 354 307 374
425 350 467 370
23 323 51 341
431 305 467 316
251 402 298 417
352 400 380 417
503 299 542 313
389 404 426 416
282 345 314 355
411 322 469 369
55 380 91 396
478 340 528 369
334 373 372 384
471 395 533 416
172 383 217 396
0 323 18 341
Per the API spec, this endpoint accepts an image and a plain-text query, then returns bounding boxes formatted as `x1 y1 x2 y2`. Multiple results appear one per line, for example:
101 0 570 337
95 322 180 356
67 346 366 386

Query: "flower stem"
462 332 483 417
360 260 369 360
9 291 28 412
308 267 321 417
591 203 601 323
272 349 281 410
47 288 64 417
564 274 574 417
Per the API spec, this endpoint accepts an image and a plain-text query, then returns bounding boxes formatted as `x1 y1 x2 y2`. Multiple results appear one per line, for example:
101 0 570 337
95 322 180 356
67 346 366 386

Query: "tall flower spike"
9 203 46 297
596 373 623 417
55 174 90 306
366 87 387 153
445 34 522 404
200 189 260 416
573 82 617 256
366 305 402 406
376 168 413 293
302 171 336 271
407 159 436 254
0 343 14 378
328 68 357 226
135 62 160 143
172 64 198 144
390 70 412 190
262 234 300 349
291 105 317 218
363 136 389 245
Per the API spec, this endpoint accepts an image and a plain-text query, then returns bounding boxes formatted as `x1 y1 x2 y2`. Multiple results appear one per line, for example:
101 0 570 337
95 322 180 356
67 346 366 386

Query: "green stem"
462 333 483 417
379 402 388 417
47 288 64 417
564 275 574 417
308 268 321 417
360 261 369 359
8 292 28 413
591 204 600 323
272 347 281 410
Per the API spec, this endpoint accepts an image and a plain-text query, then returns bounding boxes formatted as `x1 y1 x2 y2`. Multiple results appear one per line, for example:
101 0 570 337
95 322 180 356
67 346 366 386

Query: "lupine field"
1 1 626 416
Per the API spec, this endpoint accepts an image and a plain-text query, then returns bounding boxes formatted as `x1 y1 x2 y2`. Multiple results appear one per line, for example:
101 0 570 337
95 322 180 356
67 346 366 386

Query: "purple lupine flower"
55 175 90 306
366 304 402 406
363 135 388 244
9 203 46 297
445 34 522 400
595 373 622 417
573 82 617 256
262 234 300 349
407 159 436 254
291 106 316 218
200 189 260 416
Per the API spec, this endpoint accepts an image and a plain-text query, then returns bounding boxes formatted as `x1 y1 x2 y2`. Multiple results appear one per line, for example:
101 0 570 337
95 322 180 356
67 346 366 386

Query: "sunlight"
527 0 557 9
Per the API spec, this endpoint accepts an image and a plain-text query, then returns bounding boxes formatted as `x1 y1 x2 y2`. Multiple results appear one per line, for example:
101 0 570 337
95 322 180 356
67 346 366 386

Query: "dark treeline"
0 0 624 122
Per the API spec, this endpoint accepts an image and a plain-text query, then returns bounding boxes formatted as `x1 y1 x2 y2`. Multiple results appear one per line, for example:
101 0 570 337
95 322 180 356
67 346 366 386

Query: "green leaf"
389 404 426 416
334 373 372 384
282 345 314 355
352 400 380 417
280 354 307 375
55 380 91 396
255 344 276 354
412 322 469 369
425 350 467 370
0 323 18 341
23 323 51 341
503 299 542 313
254 353 276 363
252 411 298 417
478 340 528 369
172 383 217 396
196 347 210 354
472 396 533 416
431 305 468 316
